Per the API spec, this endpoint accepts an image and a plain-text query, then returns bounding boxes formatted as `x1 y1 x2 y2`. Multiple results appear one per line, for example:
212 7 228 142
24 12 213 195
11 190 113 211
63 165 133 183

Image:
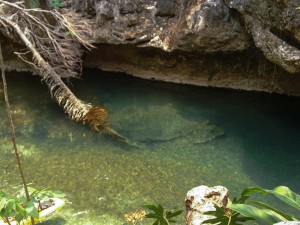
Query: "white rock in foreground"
185 185 228 225
274 222 300 225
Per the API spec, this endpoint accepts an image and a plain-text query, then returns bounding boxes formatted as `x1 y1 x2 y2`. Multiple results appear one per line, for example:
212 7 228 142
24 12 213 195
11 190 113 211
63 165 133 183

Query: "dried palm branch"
0 0 130 143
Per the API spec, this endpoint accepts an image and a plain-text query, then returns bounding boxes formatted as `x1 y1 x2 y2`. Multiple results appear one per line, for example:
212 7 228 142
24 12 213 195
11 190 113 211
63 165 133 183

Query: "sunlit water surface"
0 70 299 225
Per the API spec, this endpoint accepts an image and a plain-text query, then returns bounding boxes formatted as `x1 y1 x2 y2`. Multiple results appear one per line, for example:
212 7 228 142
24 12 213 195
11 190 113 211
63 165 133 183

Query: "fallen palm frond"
0 0 128 143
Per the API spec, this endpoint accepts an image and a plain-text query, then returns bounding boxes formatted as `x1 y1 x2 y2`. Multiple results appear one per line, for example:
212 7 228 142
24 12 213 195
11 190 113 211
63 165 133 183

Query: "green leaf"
156 204 164 216
145 213 160 219
15 202 26 216
229 204 281 224
269 186 300 211
5 199 16 217
0 198 7 211
49 0 62 9
15 213 25 223
24 200 39 218
241 187 268 197
250 200 297 221
0 191 6 197
233 196 249 204
144 204 158 211
166 210 183 219
153 220 159 225
241 186 300 211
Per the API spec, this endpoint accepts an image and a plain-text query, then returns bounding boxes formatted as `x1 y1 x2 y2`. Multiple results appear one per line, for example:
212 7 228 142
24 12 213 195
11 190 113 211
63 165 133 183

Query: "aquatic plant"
204 186 300 225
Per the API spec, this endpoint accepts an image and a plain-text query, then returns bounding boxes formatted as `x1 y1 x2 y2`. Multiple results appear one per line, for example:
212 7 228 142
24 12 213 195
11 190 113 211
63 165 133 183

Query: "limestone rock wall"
69 0 300 95
71 0 250 53
4 0 300 95
84 44 300 96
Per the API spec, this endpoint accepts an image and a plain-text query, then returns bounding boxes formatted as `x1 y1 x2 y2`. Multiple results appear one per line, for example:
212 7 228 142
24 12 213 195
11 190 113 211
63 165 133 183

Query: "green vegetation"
1 23 65 225
204 186 300 225
0 188 65 224
49 0 62 9
144 204 183 225
124 204 182 225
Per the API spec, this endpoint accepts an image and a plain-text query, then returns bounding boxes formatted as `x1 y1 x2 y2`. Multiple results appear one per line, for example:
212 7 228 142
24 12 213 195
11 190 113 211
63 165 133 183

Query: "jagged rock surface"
225 0 300 73
71 0 300 74
3 0 300 95
69 0 300 95
71 0 250 52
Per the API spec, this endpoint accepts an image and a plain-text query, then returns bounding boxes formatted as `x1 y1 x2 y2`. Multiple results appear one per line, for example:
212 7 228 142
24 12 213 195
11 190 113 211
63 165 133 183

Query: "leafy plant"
0 188 65 224
144 204 183 225
203 194 254 225
49 0 62 9
204 186 300 225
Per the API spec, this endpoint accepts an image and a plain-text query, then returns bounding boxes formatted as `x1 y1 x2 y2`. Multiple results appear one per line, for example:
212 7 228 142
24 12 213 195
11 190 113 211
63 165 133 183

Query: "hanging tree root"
0 0 131 144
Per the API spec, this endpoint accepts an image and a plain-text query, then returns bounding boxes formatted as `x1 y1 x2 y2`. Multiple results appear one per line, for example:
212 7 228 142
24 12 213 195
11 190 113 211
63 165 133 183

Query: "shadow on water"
1 70 300 224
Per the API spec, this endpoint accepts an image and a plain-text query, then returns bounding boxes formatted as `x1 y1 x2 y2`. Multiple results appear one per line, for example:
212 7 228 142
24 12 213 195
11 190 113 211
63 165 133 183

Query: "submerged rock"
110 104 224 144
185 185 229 225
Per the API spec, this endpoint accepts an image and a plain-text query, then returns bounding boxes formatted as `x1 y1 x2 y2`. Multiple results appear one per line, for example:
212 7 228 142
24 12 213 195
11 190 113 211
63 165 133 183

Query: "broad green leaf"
250 200 297 221
15 213 25 223
241 186 300 211
24 200 39 218
0 191 6 197
18 196 27 203
0 198 7 210
241 187 268 197
229 204 281 224
15 203 26 216
5 199 16 216
269 186 300 210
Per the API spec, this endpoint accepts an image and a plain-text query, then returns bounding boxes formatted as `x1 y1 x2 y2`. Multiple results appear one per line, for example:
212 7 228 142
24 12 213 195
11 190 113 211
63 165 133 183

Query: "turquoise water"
0 70 299 224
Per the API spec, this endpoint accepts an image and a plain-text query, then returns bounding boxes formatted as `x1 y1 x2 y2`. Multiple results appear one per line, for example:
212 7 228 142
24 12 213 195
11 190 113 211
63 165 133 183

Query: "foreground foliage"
144 204 183 225
0 188 65 224
204 186 300 225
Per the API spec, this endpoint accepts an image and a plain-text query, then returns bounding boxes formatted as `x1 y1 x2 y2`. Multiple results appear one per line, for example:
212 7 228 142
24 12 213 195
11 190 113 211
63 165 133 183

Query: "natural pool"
0 70 299 225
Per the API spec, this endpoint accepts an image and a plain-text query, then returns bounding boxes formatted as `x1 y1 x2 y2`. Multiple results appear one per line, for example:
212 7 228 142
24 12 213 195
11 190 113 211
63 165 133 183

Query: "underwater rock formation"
111 104 224 144
185 185 229 225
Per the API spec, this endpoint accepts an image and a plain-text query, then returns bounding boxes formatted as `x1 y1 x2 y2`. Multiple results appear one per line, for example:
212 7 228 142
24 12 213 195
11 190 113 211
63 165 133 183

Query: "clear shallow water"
0 70 299 224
